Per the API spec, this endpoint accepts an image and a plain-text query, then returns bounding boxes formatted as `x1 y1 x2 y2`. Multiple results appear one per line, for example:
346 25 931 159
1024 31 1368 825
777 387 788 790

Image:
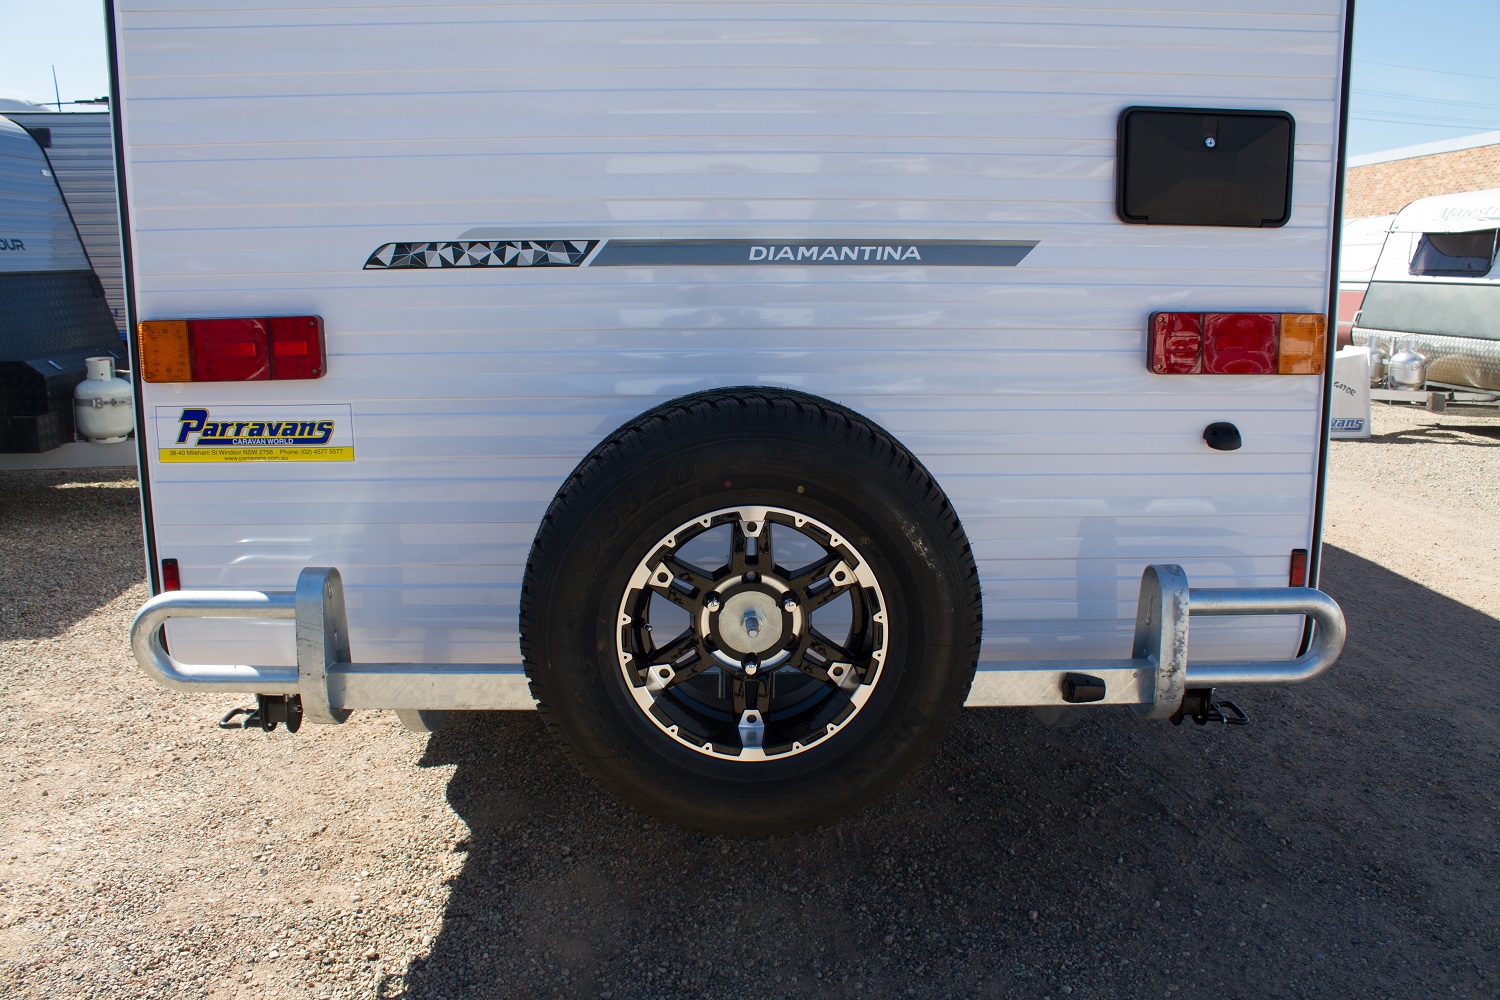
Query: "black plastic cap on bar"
1060 672 1107 704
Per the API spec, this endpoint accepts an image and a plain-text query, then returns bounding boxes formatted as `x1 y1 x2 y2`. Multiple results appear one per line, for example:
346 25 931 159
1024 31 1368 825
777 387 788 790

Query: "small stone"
1062 987 1073 995
364 949 379 961
560 846 571 857
882 935 894 946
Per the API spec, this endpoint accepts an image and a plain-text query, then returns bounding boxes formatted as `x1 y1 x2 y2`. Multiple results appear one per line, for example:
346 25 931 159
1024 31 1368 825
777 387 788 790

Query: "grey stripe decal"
365 238 1037 270
589 239 1038 266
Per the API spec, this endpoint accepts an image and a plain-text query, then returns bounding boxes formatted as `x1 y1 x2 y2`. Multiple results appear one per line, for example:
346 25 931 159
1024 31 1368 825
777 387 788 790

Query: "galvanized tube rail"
130 564 1345 721
131 589 300 695
1184 587 1346 687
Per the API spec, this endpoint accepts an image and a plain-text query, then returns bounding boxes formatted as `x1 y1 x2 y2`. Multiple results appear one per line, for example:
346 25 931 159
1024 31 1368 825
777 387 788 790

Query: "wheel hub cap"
717 590 783 654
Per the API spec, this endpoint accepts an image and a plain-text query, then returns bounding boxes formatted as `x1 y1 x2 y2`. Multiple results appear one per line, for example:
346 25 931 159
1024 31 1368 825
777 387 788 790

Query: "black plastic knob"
1060 673 1106 704
1203 422 1242 451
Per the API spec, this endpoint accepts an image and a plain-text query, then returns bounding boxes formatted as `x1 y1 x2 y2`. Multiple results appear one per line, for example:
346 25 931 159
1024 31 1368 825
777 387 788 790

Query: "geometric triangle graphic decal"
364 239 599 270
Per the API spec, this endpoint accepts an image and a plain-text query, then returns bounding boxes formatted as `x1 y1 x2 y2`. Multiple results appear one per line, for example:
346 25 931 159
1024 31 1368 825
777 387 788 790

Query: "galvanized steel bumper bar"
130 567 535 722
131 564 1343 723
965 563 1345 716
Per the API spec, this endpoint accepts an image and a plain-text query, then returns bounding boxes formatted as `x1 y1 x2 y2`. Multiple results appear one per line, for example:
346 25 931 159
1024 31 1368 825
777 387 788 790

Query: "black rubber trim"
103 0 160 594
1301 0 1357 654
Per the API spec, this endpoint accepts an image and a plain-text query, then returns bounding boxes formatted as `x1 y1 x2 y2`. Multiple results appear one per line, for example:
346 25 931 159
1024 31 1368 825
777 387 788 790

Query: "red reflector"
1289 548 1308 588
161 558 181 592
189 319 269 381
1203 313 1278 374
268 316 326 379
1150 312 1203 374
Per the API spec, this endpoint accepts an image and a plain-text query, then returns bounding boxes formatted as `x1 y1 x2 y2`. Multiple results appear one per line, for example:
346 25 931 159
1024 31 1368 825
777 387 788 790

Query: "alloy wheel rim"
615 505 889 760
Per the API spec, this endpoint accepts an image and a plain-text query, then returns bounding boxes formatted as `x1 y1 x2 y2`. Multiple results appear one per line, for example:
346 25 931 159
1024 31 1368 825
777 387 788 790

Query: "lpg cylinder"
74 356 134 443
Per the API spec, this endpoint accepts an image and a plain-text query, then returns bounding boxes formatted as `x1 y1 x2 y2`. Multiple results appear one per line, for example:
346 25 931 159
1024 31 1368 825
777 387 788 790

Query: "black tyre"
520 388 981 835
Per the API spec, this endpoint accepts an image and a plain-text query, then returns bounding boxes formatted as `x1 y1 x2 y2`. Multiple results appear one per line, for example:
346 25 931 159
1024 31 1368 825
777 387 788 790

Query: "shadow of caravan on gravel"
390 544 1496 998
118 1 1353 834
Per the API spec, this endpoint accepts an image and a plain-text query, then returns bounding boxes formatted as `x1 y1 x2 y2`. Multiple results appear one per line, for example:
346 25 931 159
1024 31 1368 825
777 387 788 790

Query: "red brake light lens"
1150 313 1203 374
140 316 325 382
189 318 269 382
269 316 326 379
1202 313 1277 374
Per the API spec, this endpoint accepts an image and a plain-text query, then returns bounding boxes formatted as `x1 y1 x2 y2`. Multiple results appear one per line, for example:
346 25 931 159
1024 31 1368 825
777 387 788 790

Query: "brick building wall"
1345 143 1500 219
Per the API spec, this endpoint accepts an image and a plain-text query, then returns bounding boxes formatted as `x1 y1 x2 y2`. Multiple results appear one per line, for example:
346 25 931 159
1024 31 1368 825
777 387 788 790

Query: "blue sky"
2 0 1498 158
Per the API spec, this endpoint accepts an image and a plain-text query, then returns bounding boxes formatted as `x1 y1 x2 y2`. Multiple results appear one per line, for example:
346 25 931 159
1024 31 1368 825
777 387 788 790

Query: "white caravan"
0 111 131 466
1352 188 1500 394
1336 214 1394 345
116 0 1350 834
1 105 126 337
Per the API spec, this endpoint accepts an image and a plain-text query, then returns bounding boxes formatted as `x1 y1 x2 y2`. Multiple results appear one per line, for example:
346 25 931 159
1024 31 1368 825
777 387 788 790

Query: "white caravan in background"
1336 214 1395 345
116 0 1350 834
1352 188 1500 395
0 110 132 468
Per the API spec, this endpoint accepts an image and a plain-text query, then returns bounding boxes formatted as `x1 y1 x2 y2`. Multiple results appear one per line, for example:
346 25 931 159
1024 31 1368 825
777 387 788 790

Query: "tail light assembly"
1149 312 1327 375
138 316 325 383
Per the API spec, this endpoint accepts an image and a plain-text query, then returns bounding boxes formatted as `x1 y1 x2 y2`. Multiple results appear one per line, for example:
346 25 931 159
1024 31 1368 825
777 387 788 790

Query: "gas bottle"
73 356 134 443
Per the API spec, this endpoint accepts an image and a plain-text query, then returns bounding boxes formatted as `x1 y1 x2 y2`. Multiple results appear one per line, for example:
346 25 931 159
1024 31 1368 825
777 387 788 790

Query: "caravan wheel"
520 389 981 835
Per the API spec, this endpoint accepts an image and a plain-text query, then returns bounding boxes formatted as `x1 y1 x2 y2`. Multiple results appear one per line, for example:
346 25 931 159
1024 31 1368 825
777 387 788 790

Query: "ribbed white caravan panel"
117 1 1345 674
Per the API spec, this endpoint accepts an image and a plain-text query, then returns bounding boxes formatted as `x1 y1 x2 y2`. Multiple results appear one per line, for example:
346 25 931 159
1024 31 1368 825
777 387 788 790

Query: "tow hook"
1170 688 1249 727
217 694 304 733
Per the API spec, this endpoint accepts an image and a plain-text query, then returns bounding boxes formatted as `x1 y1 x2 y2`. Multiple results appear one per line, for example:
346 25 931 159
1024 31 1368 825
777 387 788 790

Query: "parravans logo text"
749 244 922 262
176 408 334 447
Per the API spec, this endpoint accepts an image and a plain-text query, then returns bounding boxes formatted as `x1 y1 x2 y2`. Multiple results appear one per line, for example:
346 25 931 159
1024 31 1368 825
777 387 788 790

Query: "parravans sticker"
156 405 354 463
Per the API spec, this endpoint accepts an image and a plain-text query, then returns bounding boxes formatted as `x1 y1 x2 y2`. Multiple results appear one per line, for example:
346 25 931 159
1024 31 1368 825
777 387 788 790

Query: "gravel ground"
2 401 1498 1000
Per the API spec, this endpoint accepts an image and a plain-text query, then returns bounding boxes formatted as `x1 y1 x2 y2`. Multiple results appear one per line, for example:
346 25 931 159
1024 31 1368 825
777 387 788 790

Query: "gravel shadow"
394 544 1497 999
1365 419 1500 446
0 468 143 640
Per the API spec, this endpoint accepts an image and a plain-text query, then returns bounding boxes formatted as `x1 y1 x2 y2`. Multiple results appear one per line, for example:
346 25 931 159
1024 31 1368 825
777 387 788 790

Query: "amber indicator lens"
1278 314 1327 374
138 320 192 383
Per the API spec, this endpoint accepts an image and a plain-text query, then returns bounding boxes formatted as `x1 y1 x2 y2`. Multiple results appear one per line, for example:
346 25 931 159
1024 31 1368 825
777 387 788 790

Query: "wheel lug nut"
744 656 760 676
782 596 798 612
705 593 721 612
